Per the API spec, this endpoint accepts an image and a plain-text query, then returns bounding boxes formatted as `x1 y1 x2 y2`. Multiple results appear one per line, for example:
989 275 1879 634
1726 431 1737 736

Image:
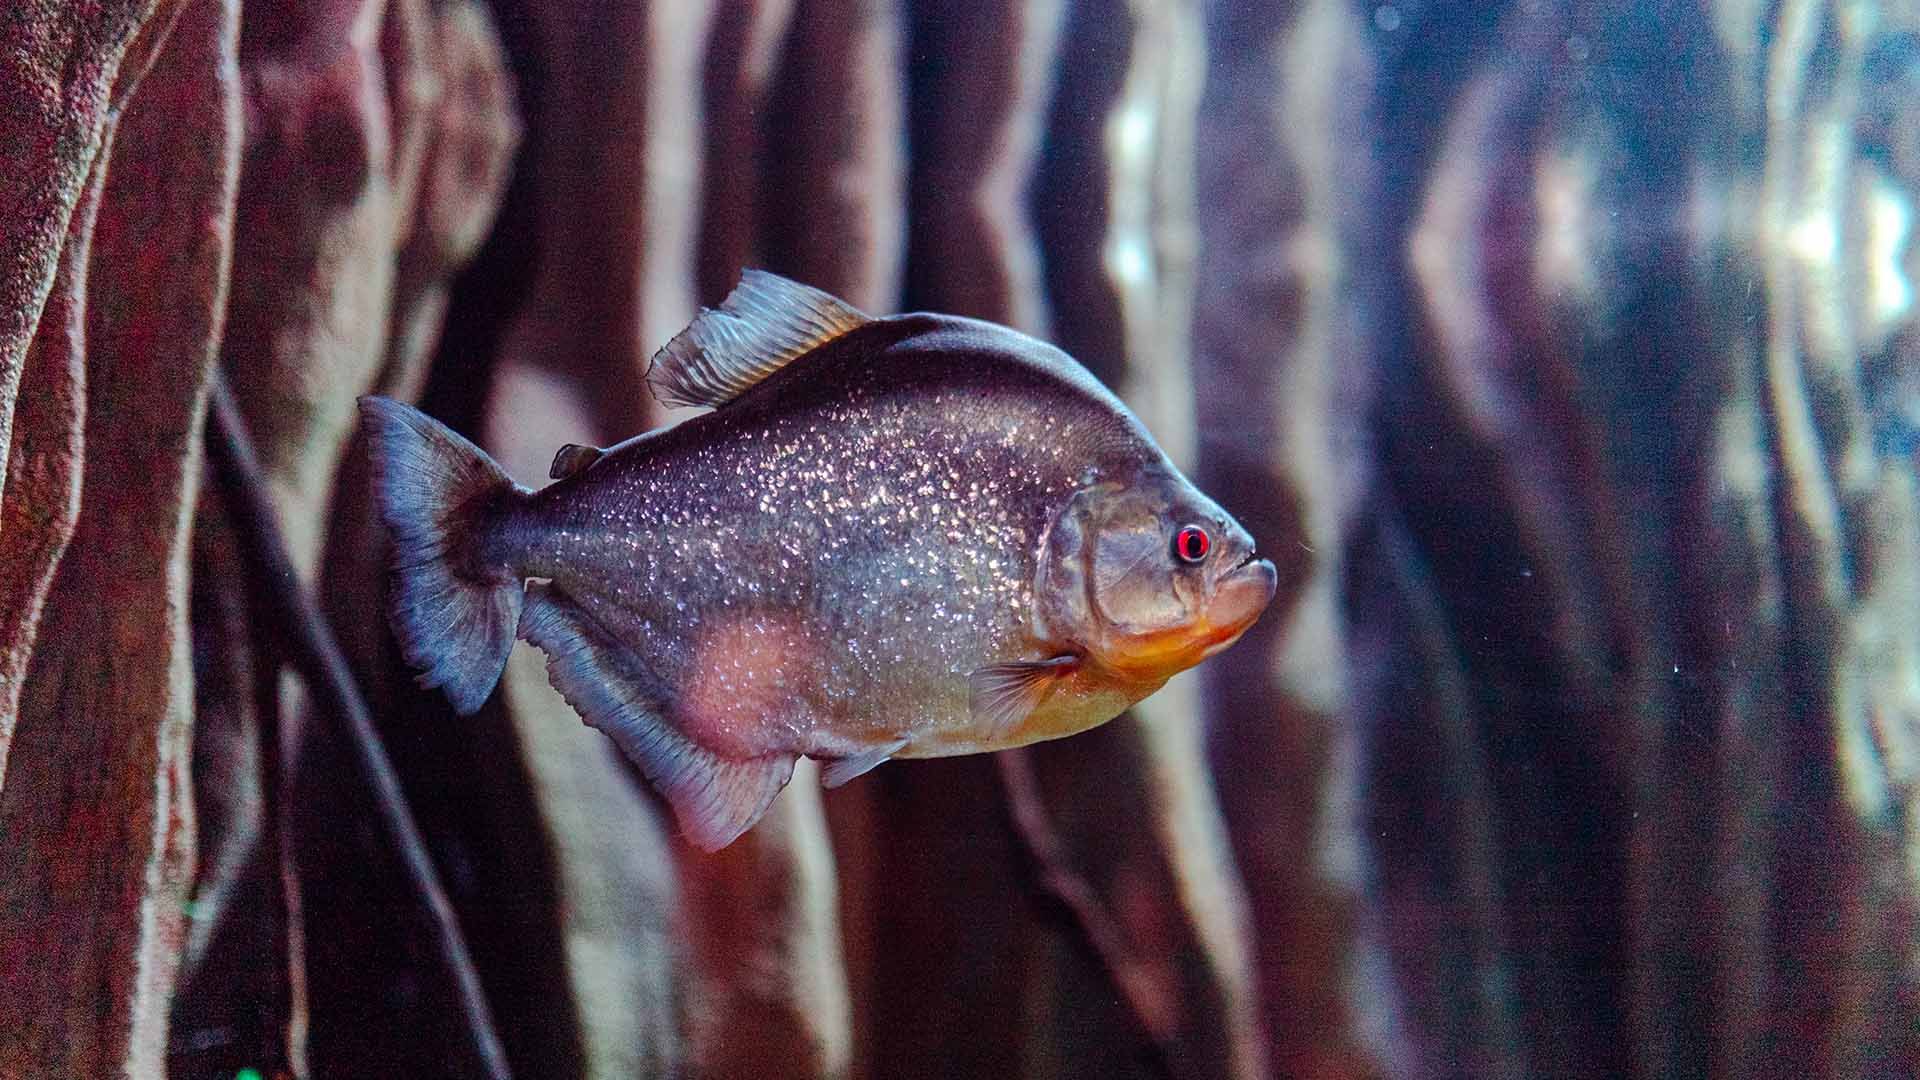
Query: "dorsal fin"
646 270 869 409
548 443 604 480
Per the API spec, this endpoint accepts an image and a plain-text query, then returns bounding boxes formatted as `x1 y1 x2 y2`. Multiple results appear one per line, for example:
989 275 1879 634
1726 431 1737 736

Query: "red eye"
1174 525 1210 563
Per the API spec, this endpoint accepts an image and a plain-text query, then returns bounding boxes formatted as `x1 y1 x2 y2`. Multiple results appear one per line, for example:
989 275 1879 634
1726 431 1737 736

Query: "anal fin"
819 739 908 789
519 585 795 850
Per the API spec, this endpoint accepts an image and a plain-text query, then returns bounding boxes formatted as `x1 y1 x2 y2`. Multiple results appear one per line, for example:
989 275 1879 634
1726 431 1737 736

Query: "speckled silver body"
497 314 1166 761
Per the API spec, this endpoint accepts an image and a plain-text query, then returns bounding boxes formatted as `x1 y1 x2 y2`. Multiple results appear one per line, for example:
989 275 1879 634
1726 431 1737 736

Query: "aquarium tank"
0 0 1914 1077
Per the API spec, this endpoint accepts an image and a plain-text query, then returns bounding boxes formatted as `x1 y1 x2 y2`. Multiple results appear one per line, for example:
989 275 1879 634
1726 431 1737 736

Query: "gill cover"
1035 481 1196 666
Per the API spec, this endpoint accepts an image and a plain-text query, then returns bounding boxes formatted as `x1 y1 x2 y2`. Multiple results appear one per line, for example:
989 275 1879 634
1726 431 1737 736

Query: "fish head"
1035 464 1277 685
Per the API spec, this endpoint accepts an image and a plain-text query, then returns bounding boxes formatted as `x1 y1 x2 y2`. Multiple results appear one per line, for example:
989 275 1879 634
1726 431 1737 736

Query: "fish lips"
1198 556 1278 659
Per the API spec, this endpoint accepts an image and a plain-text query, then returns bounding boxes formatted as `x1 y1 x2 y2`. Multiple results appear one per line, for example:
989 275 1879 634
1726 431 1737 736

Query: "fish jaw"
921 554 1277 754
1092 556 1278 682
1196 556 1277 658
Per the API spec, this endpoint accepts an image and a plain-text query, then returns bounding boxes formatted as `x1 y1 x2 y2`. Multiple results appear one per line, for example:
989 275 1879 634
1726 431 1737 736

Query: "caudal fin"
359 396 526 714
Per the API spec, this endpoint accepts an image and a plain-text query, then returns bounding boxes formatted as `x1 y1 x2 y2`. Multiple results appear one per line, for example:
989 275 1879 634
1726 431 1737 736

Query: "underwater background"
0 0 1916 1077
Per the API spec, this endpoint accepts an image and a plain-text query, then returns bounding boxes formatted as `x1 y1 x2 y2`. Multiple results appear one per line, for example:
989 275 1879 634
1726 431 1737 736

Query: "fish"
359 271 1277 850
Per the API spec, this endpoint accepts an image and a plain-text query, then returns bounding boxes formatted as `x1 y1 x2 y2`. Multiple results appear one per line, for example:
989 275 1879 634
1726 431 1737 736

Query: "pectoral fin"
819 740 908 789
968 656 1079 740
520 585 796 850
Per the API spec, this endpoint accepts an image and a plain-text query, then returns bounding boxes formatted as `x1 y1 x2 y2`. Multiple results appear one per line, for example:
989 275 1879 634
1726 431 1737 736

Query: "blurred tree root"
197 376 511 1078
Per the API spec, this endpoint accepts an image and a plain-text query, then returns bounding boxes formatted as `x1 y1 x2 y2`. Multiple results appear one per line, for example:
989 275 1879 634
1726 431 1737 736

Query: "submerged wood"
205 377 513 1080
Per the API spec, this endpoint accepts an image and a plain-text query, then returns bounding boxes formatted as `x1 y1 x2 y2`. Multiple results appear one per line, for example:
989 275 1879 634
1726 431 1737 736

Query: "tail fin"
358 396 527 714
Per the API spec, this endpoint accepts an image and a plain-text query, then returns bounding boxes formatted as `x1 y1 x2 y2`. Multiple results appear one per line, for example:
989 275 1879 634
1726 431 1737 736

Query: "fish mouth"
1197 556 1277 658
1092 554 1279 680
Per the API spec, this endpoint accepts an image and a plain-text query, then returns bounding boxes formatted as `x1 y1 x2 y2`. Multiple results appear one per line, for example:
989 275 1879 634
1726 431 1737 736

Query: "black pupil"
1178 528 1208 561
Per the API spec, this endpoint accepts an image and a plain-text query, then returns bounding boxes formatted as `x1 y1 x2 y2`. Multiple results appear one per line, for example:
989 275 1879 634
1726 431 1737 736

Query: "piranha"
360 271 1276 850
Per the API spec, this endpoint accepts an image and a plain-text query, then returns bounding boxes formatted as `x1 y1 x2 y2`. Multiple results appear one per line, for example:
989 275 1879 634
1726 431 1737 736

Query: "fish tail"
358 395 527 714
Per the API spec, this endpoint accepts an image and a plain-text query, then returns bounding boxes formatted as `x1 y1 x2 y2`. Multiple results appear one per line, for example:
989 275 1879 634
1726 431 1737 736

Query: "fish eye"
1173 525 1211 564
